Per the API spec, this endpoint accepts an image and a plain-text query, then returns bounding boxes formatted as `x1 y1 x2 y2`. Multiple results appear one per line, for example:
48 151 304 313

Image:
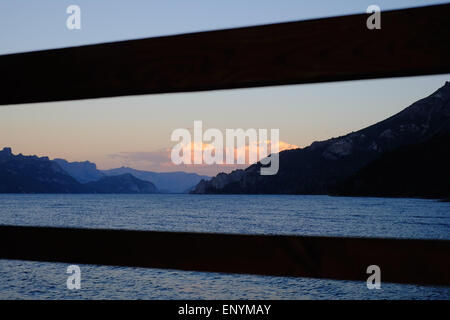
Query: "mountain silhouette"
334 132 450 198
0 148 158 194
0 149 209 194
192 82 450 198
53 158 105 183
52 159 210 193
0 147 83 193
102 167 210 193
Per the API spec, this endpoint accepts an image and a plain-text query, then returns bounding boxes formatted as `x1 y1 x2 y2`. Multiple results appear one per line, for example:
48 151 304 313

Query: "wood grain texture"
0 4 449 105
1 225 449 286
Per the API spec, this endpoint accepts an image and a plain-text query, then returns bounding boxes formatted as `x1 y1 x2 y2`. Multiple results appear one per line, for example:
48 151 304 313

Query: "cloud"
107 140 299 175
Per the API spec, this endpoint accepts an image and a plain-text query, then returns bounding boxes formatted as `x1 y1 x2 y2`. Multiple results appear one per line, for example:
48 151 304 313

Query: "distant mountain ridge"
51 159 210 193
192 82 450 197
84 173 157 194
0 148 157 194
0 147 84 193
53 158 105 183
102 167 211 193
0 148 210 194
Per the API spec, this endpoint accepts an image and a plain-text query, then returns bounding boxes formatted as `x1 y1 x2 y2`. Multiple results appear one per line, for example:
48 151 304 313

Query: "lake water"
0 194 449 299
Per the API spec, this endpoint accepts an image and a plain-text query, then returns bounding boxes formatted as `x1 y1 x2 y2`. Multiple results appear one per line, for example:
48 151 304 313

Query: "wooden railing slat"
1 225 449 286
1 4 449 105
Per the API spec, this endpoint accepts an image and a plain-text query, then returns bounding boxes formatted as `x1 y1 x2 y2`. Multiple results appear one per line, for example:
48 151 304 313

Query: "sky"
1 1 449 175
1 0 448 55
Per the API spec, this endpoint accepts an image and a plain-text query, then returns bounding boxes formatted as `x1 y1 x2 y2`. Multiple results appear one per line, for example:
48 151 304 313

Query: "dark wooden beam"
1 4 449 105
1 225 449 286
